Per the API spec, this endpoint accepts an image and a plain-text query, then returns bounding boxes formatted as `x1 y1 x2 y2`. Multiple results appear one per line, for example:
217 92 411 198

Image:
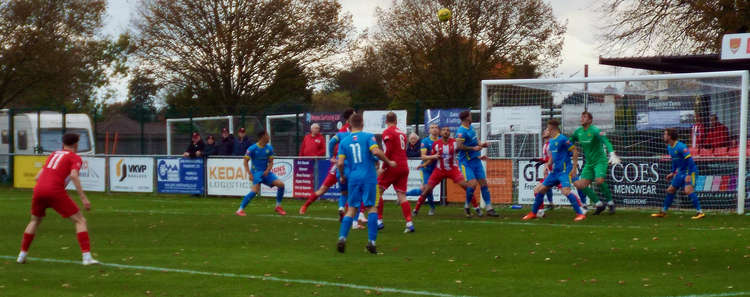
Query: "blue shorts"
543 170 573 188
347 183 377 208
252 171 279 186
460 158 486 181
671 172 696 189
421 168 434 185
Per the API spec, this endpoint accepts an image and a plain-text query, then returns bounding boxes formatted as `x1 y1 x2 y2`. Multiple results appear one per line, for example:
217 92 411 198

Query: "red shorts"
428 168 464 186
377 166 409 192
31 190 79 218
322 163 338 188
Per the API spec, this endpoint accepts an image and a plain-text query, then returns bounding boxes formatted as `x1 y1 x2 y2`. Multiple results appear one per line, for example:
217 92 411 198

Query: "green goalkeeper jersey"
570 125 614 162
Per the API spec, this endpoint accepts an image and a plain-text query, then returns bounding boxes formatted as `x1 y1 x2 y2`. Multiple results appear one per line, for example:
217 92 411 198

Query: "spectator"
233 127 252 155
299 123 326 156
691 112 707 148
183 132 204 158
406 132 421 158
203 135 217 157
217 128 235 155
706 114 730 148
0 168 9 184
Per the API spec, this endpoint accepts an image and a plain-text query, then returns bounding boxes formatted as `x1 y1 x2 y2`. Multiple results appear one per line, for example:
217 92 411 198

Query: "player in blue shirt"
235 130 287 216
523 119 586 221
652 128 704 219
455 111 499 217
412 123 440 215
336 114 396 254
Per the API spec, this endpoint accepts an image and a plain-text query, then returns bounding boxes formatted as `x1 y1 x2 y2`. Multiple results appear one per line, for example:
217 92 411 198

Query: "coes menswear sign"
109 157 153 193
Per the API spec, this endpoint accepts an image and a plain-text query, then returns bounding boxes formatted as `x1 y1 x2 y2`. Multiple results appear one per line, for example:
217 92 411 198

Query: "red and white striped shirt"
432 138 459 171
542 141 551 170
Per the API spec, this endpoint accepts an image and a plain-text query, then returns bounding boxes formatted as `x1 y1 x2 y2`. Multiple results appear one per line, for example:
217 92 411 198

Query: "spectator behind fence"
406 132 421 158
204 135 217 157
300 123 326 156
217 128 235 155
691 112 707 149
183 132 205 158
233 127 252 156
706 114 729 148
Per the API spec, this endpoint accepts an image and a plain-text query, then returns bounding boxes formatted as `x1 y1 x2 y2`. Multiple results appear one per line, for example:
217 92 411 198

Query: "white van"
0 111 95 173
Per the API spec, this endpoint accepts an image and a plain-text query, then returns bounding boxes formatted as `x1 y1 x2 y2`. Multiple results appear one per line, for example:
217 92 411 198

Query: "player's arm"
264 156 273 177
684 148 698 176
596 130 620 164
69 169 90 211
337 153 346 184
327 135 340 158
371 146 396 167
570 144 579 176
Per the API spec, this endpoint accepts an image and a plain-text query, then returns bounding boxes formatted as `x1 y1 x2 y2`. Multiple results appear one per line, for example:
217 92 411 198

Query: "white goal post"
481 71 748 214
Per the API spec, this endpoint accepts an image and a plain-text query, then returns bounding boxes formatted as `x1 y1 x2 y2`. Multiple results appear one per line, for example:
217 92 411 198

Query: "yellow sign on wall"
13 155 47 189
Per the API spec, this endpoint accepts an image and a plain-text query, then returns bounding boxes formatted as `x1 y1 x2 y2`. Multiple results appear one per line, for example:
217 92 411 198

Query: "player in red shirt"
376 112 414 233
17 133 99 265
416 125 475 217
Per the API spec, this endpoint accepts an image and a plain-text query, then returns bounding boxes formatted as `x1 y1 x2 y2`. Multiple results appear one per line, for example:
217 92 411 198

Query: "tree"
133 0 354 115
0 0 129 110
368 0 565 109
599 0 750 54
122 69 160 122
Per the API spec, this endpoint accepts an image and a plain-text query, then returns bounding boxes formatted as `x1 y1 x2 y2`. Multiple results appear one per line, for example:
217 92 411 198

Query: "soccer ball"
537 208 546 218
437 8 451 22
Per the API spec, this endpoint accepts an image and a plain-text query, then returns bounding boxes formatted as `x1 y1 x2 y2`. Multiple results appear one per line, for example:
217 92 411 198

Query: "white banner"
721 33 750 60
109 157 154 193
517 160 582 205
206 158 294 197
363 110 408 134
381 159 441 201
66 157 105 192
562 103 615 134
490 106 541 134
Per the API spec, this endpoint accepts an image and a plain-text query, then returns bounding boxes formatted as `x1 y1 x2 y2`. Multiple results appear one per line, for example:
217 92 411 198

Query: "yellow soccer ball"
437 8 451 22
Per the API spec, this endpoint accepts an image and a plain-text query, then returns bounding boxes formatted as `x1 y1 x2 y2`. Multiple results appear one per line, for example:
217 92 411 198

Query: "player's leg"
592 159 614 213
525 181 551 220
472 160 497 215
269 177 287 215
364 184 379 254
337 183 359 253
416 170 442 216
301 167 337 214
545 187 554 208
392 170 414 232
17 215 43 264
68 212 98 265
237 174 262 216
559 173 585 220
684 174 704 219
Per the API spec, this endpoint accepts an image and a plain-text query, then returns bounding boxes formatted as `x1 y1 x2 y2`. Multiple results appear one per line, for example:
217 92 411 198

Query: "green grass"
0 188 749 297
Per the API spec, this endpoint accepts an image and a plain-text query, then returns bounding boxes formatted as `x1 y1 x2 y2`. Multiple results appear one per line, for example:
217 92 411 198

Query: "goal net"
481 71 748 214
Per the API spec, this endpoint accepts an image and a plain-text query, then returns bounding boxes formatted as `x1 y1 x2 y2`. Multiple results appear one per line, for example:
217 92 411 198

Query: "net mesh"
484 76 747 211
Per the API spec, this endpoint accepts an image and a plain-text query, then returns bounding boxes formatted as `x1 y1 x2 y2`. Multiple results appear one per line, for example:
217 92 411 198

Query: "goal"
481 71 749 214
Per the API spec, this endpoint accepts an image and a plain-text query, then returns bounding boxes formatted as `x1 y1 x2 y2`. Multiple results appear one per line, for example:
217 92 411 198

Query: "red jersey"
35 150 82 193
339 123 350 132
381 125 408 169
432 138 459 171
542 141 552 170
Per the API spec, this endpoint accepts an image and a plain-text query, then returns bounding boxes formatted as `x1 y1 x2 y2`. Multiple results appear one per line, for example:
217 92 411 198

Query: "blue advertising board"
157 158 205 194
424 109 468 134
316 159 342 200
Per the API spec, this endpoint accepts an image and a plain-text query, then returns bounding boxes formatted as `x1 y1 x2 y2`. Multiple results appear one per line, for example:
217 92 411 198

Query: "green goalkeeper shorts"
580 158 608 181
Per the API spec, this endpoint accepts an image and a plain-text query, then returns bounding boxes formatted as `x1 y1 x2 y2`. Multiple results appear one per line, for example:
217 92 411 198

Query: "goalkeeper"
570 111 621 215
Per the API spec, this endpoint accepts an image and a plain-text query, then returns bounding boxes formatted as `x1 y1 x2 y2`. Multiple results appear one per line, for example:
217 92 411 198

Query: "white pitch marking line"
663 292 750 297
0 255 471 297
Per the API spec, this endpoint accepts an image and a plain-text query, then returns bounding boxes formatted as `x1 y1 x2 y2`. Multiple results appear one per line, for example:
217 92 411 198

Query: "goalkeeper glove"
608 152 621 165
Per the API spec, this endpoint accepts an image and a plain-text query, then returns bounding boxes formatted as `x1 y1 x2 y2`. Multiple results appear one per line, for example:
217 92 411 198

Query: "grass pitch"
0 188 748 297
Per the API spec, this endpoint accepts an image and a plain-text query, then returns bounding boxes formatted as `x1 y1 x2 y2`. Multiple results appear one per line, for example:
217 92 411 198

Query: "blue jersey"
244 143 274 172
328 131 350 157
455 124 480 161
668 141 697 175
548 134 575 173
338 132 379 184
420 136 439 171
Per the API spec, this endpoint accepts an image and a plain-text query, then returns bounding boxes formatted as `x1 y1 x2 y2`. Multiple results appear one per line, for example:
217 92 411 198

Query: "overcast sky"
103 0 632 101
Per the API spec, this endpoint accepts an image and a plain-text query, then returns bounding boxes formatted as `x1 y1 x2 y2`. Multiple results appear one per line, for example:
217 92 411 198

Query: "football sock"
339 216 354 240
21 233 34 252
338 192 347 209
367 213 378 242
426 192 435 209
545 188 554 204
406 189 421 196
567 193 583 215
532 193 545 214
599 182 612 202
465 187 475 208
239 191 256 210
76 232 91 253
415 195 425 212
377 196 384 220
663 193 675 212
400 201 412 222
578 188 587 204
582 187 599 203
303 192 319 207
689 192 702 212
480 185 492 207
275 187 284 206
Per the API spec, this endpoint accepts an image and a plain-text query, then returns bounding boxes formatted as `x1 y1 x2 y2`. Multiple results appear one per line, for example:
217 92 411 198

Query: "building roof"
599 54 750 73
